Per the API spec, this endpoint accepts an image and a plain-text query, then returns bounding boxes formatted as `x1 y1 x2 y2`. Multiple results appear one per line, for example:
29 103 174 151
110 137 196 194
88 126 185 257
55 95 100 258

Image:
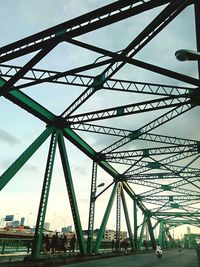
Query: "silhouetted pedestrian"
70 235 76 254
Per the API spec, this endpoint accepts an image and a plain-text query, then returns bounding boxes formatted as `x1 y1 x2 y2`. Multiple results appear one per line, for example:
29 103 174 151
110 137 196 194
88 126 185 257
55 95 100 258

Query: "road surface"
59 249 198 267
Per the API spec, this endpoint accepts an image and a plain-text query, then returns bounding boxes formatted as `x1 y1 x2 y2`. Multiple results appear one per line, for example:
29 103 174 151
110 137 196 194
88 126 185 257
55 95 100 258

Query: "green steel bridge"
0 0 200 261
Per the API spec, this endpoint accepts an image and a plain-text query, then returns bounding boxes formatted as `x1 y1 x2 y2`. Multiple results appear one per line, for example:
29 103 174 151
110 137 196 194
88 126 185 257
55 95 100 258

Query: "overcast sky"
0 0 200 238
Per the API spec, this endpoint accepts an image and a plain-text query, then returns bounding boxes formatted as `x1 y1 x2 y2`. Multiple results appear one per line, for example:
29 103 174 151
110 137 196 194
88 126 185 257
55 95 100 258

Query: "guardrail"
0 238 32 254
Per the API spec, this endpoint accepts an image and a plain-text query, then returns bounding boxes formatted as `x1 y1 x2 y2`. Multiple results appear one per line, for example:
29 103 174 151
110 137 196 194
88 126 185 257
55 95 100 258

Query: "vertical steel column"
134 199 138 251
94 182 118 253
58 132 86 255
158 221 164 247
115 182 121 251
147 216 156 250
87 161 98 254
194 0 200 78
138 216 146 250
166 227 175 248
32 130 58 258
121 187 134 250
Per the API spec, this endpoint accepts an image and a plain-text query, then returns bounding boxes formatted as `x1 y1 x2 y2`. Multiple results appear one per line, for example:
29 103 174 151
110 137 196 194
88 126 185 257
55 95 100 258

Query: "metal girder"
134 199 138 251
146 216 156 250
142 195 200 201
151 200 200 212
149 156 200 191
61 0 193 119
127 152 200 178
152 212 200 217
121 186 135 250
138 216 147 250
0 76 56 123
164 220 200 225
0 0 171 63
32 131 58 258
125 171 200 180
58 132 86 255
1 0 200 254
0 63 193 96
71 123 197 146
87 161 98 254
0 127 53 191
158 221 165 247
62 128 119 179
194 0 200 78
129 178 200 196
101 103 193 153
115 183 121 251
94 182 118 253
0 44 57 95
105 144 198 159
122 182 147 213
14 57 113 91
67 95 190 124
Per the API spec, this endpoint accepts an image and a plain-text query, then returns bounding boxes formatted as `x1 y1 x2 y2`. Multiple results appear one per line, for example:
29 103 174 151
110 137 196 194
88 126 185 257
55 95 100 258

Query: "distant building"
61 225 72 233
20 217 25 226
187 226 191 235
5 215 14 222
44 222 50 230
11 221 19 227
104 230 127 240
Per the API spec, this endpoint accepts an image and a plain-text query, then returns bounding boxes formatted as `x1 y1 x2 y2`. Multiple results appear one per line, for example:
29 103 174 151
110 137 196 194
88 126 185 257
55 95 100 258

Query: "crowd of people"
112 238 130 252
41 233 76 254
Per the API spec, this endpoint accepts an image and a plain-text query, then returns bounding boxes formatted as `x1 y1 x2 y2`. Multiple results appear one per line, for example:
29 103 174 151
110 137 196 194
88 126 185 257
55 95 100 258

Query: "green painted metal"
94 182 118 253
87 161 98 254
122 182 147 213
146 216 156 250
0 127 53 191
0 45 57 96
8 90 56 123
58 132 86 255
0 0 200 259
134 199 138 251
121 187 135 250
138 217 146 250
63 128 119 178
32 130 58 258
115 183 121 251
0 238 32 254
158 221 164 247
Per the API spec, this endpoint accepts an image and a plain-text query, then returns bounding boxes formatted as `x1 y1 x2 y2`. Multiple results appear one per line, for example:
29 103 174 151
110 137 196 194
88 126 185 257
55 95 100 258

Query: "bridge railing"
0 238 32 255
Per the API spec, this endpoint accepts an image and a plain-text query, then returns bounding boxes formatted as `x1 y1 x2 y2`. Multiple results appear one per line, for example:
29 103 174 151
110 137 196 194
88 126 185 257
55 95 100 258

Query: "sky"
0 0 200 240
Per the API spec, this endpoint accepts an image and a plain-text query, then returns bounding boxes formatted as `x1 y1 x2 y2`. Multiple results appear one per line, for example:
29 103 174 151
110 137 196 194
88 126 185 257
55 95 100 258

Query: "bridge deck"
0 249 198 267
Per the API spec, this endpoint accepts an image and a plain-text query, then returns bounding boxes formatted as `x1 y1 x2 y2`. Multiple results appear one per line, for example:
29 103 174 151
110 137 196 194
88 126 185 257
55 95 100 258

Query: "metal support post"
194 0 200 79
121 187 134 251
147 216 156 250
158 221 164 248
58 132 86 255
87 161 98 254
134 199 138 251
94 182 118 253
115 182 121 252
32 130 58 258
138 216 146 250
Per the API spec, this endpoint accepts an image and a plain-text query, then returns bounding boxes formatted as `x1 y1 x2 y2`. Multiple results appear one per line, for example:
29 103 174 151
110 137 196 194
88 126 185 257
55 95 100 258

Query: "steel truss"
0 0 200 258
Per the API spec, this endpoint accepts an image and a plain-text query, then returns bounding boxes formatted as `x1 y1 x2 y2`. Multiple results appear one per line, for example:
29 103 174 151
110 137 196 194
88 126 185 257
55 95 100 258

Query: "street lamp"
175 49 200 61
91 182 105 201
97 182 105 188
